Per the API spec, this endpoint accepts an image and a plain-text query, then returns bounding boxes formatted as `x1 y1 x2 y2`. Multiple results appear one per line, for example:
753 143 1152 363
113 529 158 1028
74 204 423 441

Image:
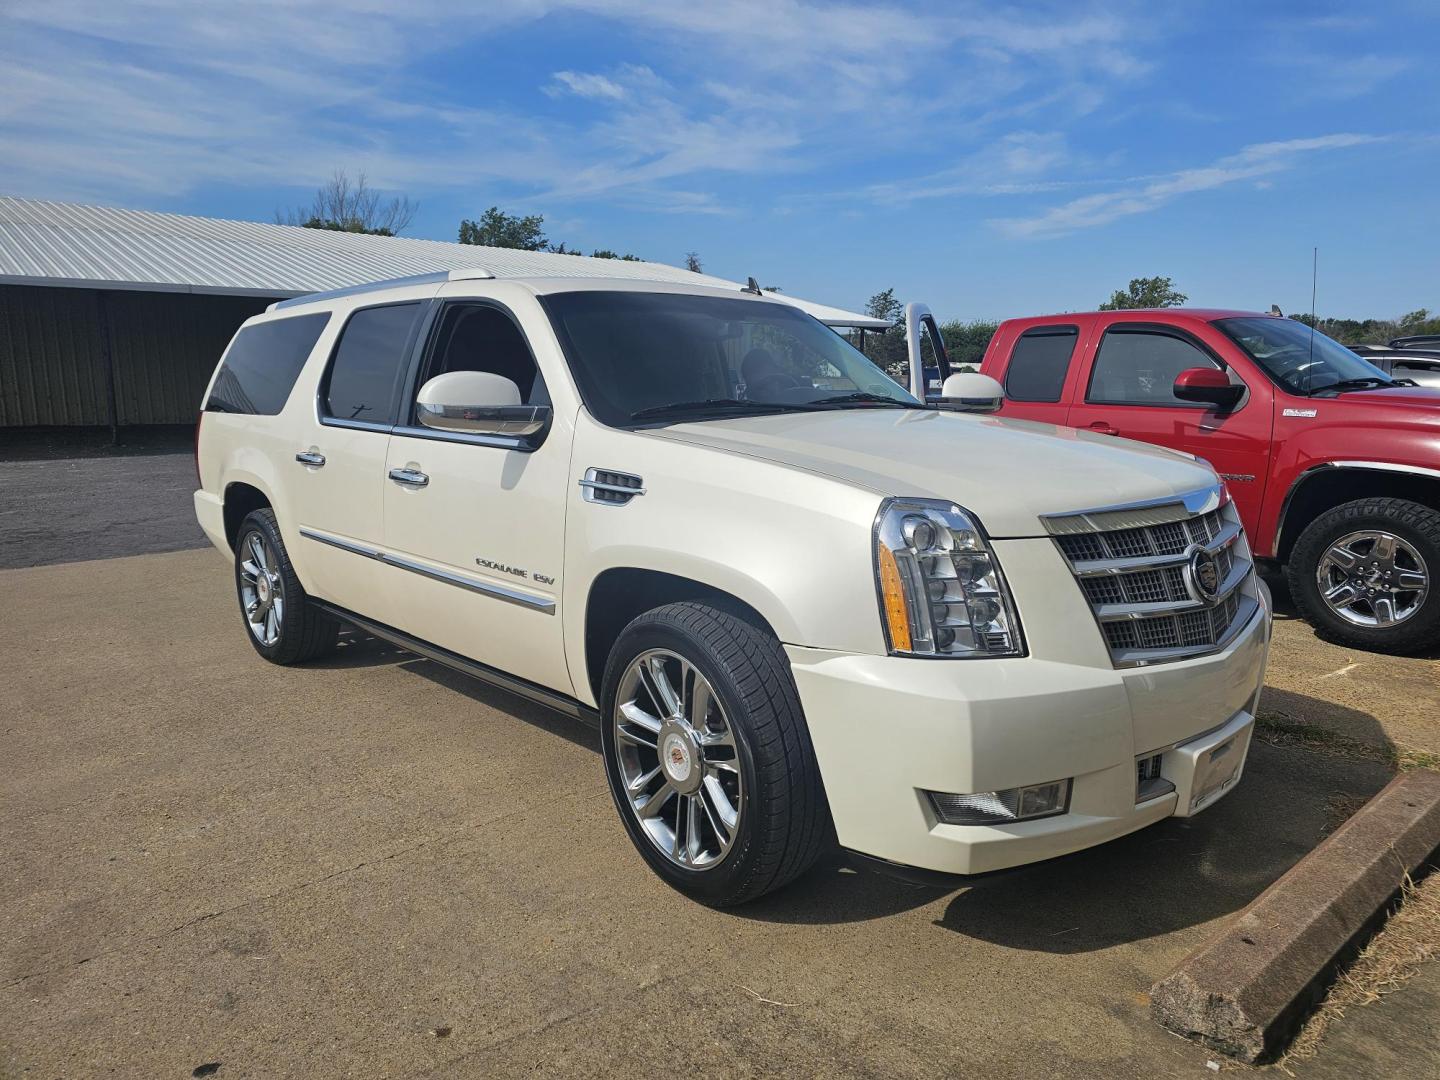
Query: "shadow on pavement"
937 734 1391 953
303 629 1400 935
398 653 603 754
304 627 413 670
1260 568 1301 620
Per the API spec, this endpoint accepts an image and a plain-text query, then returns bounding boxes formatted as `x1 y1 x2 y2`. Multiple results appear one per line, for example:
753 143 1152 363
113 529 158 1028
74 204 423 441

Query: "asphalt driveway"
0 449 206 569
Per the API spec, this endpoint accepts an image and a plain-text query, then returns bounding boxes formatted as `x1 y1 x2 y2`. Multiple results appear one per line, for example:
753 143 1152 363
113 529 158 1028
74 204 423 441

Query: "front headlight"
873 498 1023 658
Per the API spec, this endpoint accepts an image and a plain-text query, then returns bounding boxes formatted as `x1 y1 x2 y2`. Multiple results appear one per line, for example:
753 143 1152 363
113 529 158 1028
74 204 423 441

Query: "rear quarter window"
207 313 330 415
322 302 425 426
1004 325 1078 402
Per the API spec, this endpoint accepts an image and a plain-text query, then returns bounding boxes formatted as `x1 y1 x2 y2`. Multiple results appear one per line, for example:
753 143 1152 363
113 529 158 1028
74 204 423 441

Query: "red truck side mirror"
1173 367 1243 409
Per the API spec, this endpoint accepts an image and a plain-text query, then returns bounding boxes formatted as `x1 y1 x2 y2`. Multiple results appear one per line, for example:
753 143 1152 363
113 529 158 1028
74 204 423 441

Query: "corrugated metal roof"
0 196 887 328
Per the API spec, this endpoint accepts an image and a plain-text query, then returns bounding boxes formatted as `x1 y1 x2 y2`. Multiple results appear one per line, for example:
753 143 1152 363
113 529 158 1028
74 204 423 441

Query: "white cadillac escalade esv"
194 269 1271 906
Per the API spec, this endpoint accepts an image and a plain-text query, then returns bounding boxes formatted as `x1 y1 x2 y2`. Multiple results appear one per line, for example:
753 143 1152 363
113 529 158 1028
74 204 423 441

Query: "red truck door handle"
1086 421 1119 436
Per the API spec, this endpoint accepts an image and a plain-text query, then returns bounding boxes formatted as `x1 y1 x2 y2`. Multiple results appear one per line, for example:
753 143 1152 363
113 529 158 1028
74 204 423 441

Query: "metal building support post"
95 290 119 444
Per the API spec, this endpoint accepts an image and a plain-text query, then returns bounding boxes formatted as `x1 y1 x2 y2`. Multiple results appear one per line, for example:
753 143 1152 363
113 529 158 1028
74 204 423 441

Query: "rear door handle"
295 451 326 466
388 467 429 488
1086 421 1119 436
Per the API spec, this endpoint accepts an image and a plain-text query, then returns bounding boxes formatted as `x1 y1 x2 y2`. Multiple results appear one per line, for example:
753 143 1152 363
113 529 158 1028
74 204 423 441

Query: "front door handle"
295 450 326 466
1086 421 1120 436
388 467 429 488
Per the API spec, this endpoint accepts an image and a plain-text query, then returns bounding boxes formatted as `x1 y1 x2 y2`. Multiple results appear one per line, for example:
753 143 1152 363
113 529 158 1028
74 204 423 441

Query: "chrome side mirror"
936 372 1004 413
415 370 550 437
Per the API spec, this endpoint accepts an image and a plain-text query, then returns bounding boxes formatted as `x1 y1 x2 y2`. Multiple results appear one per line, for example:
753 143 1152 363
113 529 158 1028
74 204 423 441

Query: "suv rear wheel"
600 602 830 906
1288 497 1440 654
234 508 339 664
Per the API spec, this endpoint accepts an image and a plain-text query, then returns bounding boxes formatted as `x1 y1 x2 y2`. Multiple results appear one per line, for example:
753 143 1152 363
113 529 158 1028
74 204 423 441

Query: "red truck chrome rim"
1316 530 1429 628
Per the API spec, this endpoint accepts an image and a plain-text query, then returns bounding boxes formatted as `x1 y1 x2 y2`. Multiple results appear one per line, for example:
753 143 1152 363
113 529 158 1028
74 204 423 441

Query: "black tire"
600 602 831 906
233 508 339 664
1287 497 1440 654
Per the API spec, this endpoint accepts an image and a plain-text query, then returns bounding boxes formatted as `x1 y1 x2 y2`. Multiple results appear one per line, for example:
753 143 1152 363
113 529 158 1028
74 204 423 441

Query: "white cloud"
548 71 628 101
1286 53 1414 101
991 134 1387 239
0 0 1155 214
855 132 1076 204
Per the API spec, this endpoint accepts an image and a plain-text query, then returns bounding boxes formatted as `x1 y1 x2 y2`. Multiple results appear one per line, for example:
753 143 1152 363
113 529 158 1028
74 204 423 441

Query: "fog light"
927 779 1072 826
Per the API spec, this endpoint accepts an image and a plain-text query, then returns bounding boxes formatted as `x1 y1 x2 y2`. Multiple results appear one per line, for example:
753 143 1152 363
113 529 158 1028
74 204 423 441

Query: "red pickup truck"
977 308 1440 653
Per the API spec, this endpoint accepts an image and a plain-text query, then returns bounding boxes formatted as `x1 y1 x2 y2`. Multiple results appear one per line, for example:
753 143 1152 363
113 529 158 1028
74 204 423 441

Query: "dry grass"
1276 872 1440 1073
1254 713 1440 773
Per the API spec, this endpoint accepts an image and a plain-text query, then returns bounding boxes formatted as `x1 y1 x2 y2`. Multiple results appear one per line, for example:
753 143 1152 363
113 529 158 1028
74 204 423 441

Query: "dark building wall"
0 284 277 427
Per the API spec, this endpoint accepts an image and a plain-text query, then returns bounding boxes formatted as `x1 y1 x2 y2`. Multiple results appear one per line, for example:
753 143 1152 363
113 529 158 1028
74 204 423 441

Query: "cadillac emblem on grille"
1185 545 1221 603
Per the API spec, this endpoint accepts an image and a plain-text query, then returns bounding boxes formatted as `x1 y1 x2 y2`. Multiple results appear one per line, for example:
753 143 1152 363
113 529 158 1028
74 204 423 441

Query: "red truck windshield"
1214 317 1393 396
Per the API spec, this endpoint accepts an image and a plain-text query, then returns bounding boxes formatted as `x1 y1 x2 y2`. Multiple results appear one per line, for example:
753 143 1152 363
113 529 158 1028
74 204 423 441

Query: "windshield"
540 291 919 426
1214 317 1394 395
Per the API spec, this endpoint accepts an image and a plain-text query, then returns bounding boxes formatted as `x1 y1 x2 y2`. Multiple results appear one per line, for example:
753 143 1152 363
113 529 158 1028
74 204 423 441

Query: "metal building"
0 197 883 433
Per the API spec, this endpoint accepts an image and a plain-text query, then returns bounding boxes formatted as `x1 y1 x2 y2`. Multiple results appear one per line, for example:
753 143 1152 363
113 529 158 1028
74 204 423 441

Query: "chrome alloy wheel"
1316 529 1430 628
612 649 742 870
238 529 285 646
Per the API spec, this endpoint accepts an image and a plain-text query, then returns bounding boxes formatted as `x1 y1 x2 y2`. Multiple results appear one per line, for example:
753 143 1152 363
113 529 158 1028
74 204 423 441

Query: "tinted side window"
324 303 424 425
416 305 548 415
1087 329 1220 405
206 313 329 415
1004 326 1077 402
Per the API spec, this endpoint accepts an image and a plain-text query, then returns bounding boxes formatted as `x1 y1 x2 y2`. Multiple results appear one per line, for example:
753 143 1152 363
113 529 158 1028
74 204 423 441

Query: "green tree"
857 288 908 380
685 252 703 273
458 207 549 250
1098 276 1188 310
590 249 643 261
865 288 903 327
938 319 1000 368
1398 309 1440 336
1288 308 1440 345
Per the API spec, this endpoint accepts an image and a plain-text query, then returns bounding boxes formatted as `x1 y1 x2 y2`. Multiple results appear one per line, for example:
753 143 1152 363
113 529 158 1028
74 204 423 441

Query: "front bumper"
787 582 1271 877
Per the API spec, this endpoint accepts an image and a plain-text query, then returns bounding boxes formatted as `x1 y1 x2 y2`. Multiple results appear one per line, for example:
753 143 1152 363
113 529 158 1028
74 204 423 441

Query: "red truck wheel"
1288 497 1440 654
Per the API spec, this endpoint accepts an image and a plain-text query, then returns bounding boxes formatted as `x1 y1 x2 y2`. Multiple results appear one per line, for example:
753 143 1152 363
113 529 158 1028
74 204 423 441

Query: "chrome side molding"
298 528 555 614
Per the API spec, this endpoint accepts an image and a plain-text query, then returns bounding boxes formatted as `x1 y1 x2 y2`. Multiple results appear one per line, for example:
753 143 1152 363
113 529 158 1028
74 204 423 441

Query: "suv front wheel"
1289 497 1440 654
233 508 339 664
600 602 831 906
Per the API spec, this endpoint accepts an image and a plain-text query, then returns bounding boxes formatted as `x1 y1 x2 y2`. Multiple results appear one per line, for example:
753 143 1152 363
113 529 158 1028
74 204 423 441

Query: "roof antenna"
1306 246 1317 397
742 276 763 296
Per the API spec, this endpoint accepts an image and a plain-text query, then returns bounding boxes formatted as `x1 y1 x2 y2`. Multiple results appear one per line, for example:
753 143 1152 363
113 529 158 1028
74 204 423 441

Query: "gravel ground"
1 449 1436 1078
0 549 1398 1079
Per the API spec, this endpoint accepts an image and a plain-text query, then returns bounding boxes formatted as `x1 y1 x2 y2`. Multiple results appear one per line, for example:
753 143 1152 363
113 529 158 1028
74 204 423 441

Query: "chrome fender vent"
579 468 645 506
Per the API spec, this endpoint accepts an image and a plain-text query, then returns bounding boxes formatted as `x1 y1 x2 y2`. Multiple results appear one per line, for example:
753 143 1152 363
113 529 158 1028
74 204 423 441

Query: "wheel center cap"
257 576 271 602
660 729 699 791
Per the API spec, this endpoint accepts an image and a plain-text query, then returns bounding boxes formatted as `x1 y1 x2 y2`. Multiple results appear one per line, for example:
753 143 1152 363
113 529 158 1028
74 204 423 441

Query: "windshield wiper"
628 398 820 422
807 392 923 409
1314 377 1395 396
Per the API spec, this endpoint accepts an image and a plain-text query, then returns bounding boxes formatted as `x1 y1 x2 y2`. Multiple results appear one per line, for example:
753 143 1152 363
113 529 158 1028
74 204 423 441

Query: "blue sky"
2 1 1437 321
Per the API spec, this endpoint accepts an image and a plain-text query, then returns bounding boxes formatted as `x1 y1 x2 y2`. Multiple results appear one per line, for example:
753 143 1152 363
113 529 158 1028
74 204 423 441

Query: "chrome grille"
1056 508 1225 562
1047 488 1257 667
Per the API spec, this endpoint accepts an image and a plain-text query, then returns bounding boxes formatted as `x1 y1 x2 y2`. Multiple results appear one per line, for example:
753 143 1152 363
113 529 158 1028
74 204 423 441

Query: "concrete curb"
1149 768 1440 1063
